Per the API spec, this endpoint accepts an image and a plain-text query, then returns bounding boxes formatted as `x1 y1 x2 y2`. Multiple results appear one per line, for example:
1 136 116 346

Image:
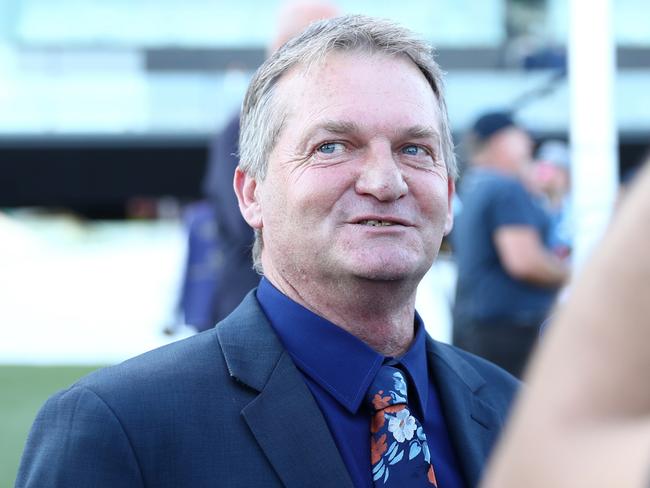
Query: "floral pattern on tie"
367 366 438 487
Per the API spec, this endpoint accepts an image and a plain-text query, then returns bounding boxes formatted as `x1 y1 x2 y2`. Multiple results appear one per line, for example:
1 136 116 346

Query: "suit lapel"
426 339 506 488
217 292 354 488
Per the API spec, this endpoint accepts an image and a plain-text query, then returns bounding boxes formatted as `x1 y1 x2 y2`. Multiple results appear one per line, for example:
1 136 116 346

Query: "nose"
355 143 408 201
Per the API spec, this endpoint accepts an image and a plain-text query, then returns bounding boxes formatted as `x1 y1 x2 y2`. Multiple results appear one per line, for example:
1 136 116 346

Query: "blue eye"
318 142 341 154
402 145 424 156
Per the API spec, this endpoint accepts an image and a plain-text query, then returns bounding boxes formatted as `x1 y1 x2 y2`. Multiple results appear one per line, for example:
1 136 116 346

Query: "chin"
356 270 413 282
350 260 425 283
334 246 433 283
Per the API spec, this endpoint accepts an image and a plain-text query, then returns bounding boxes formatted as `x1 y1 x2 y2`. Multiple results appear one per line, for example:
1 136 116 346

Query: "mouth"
357 219 400 227
351 215 412 227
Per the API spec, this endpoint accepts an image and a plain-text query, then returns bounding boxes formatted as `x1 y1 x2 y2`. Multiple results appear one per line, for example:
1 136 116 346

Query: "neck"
265 271 418 357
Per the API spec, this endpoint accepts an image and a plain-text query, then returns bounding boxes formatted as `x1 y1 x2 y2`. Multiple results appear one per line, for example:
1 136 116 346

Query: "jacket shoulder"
17 293 285 487
77 290 266 397
429 340 520 410
77 327 224 394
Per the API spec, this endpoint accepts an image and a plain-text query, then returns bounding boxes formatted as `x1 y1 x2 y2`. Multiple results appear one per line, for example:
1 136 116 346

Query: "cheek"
430 195 452 227
290 168 354 215
409 173 450 214
258 174 290 230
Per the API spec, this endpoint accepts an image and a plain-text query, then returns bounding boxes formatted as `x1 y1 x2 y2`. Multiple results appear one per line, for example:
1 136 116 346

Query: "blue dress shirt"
257 278 465 487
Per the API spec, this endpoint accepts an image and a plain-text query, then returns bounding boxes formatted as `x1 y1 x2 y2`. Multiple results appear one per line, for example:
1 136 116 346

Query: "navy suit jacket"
17 291 518 487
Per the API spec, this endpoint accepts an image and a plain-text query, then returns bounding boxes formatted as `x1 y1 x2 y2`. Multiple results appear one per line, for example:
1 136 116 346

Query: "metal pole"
568 0 619 270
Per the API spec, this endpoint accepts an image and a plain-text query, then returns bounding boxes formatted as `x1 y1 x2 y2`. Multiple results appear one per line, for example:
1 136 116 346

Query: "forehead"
273 50 440 133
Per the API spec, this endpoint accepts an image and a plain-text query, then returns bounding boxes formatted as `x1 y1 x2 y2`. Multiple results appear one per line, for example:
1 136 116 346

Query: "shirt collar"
256 278 430 418
394 320 430 417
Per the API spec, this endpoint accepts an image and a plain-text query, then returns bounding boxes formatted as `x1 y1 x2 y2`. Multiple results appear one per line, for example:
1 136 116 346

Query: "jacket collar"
217 291 355 488
426 337 506 488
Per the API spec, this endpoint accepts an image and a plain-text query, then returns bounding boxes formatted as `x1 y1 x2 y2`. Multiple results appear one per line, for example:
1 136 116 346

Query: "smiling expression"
242 51 454 287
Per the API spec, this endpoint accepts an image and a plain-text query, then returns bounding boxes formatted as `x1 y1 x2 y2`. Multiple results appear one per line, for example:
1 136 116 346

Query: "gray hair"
238 14 457 273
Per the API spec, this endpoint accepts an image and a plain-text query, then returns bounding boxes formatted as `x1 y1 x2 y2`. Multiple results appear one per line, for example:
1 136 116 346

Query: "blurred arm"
482 164 650 488
494 226 569 286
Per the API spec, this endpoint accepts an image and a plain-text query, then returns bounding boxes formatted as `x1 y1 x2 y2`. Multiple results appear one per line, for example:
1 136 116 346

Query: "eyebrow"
297 120 360 151
398 125 440 142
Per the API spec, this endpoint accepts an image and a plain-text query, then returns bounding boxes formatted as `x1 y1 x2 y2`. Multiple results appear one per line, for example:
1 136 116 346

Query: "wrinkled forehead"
272 50 441 121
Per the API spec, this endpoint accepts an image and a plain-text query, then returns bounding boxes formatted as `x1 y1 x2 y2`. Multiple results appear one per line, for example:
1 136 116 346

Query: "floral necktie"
367 365 438 487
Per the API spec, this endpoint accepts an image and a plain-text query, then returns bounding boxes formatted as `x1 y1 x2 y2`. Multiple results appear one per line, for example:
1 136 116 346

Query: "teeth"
360 220 395 227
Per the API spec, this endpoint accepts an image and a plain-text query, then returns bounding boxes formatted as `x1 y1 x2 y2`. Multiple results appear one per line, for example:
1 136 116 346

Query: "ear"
233 167 263 230
443 177 455 236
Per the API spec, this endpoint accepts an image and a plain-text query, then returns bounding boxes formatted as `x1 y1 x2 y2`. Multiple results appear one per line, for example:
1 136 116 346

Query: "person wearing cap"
482 158 650 488
451 112 569 378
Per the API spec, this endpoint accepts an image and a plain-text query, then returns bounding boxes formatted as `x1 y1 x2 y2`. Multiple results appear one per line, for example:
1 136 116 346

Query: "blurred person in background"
481 158 650 488
531 139 573 258
188 0 339 331
452 111 569 378
17 16 519 488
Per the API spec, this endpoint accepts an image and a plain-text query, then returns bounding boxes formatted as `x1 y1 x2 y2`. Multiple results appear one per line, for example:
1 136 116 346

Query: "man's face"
491 127 534 174
241 51 453 287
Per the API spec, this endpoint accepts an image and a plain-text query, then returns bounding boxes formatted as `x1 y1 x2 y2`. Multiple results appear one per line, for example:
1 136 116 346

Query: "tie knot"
366 365 409 413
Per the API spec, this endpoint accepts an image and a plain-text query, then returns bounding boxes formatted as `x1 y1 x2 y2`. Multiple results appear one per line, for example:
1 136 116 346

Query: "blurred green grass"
0 365 101 487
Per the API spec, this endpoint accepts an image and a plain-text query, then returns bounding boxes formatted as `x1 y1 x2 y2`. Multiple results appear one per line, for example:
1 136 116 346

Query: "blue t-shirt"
452 168 558 323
